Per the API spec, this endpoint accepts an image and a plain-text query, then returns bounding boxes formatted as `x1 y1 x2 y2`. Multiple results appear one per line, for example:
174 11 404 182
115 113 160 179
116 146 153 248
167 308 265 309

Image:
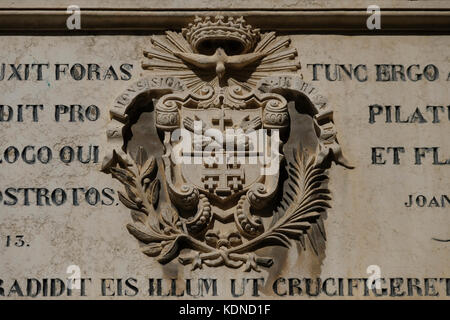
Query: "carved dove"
173 48 268 80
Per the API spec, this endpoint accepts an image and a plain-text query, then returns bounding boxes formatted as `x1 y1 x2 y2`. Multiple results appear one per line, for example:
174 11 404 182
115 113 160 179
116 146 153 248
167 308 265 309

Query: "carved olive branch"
104 147 225 264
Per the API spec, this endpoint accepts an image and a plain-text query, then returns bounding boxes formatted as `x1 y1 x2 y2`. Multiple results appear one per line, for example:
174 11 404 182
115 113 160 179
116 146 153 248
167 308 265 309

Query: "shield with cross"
179 103 268 205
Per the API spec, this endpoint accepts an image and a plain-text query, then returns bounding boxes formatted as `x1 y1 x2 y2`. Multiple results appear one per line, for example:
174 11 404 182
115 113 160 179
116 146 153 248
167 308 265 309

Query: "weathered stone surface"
0 5 448 300
2 0 450 9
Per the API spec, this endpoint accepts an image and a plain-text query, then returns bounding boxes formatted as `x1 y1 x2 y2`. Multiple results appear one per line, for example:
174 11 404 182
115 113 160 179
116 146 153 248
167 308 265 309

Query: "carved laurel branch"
102 147 231 267
102 147 183 263
103 144 330 272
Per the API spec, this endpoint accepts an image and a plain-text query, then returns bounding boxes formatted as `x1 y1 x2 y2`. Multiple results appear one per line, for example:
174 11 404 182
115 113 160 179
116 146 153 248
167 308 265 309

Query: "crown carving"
182 16 261 54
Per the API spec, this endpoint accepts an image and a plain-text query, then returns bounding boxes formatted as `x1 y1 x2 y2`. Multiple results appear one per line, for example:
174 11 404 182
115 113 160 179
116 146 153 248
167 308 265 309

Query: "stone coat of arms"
102 16 351 271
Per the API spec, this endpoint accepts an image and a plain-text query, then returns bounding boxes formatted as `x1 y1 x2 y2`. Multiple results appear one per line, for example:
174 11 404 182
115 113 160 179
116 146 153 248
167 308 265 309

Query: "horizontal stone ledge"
2 0 450 10
0 10 449 34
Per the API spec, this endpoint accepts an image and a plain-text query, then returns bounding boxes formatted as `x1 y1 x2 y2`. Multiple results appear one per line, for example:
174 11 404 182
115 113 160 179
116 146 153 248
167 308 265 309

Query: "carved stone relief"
102 16 351 271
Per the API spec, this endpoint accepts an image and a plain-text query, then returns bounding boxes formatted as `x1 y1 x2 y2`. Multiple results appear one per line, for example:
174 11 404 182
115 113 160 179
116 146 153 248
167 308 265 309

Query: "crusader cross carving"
211 105 233 131
102 15 352 271
202 163 245 196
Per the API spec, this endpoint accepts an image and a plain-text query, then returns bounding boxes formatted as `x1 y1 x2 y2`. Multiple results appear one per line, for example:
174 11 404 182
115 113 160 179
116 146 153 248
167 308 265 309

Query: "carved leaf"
267 147 330 250
126 223 173 243
110 167 136 188
142 243 163 257
157 235 188 264
147 179 160 206
101 149 130 173
135 146 148 168
141 157 156 184
131 210 147 225
265 233 290 248
124 184 139 204
316 218 326 240
118 191 140 211
161 208 175 227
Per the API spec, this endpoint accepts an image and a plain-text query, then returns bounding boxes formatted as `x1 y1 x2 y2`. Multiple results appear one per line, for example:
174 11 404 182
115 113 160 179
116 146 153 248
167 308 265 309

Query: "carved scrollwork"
263 99 289 129
182 194 211 235
168 183 200 211
247 182 271 210
258 75 353 168
234 194 264 238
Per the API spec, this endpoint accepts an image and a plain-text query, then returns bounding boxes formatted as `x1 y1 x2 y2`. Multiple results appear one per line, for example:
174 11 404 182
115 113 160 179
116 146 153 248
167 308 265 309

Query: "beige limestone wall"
0 33 448 299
